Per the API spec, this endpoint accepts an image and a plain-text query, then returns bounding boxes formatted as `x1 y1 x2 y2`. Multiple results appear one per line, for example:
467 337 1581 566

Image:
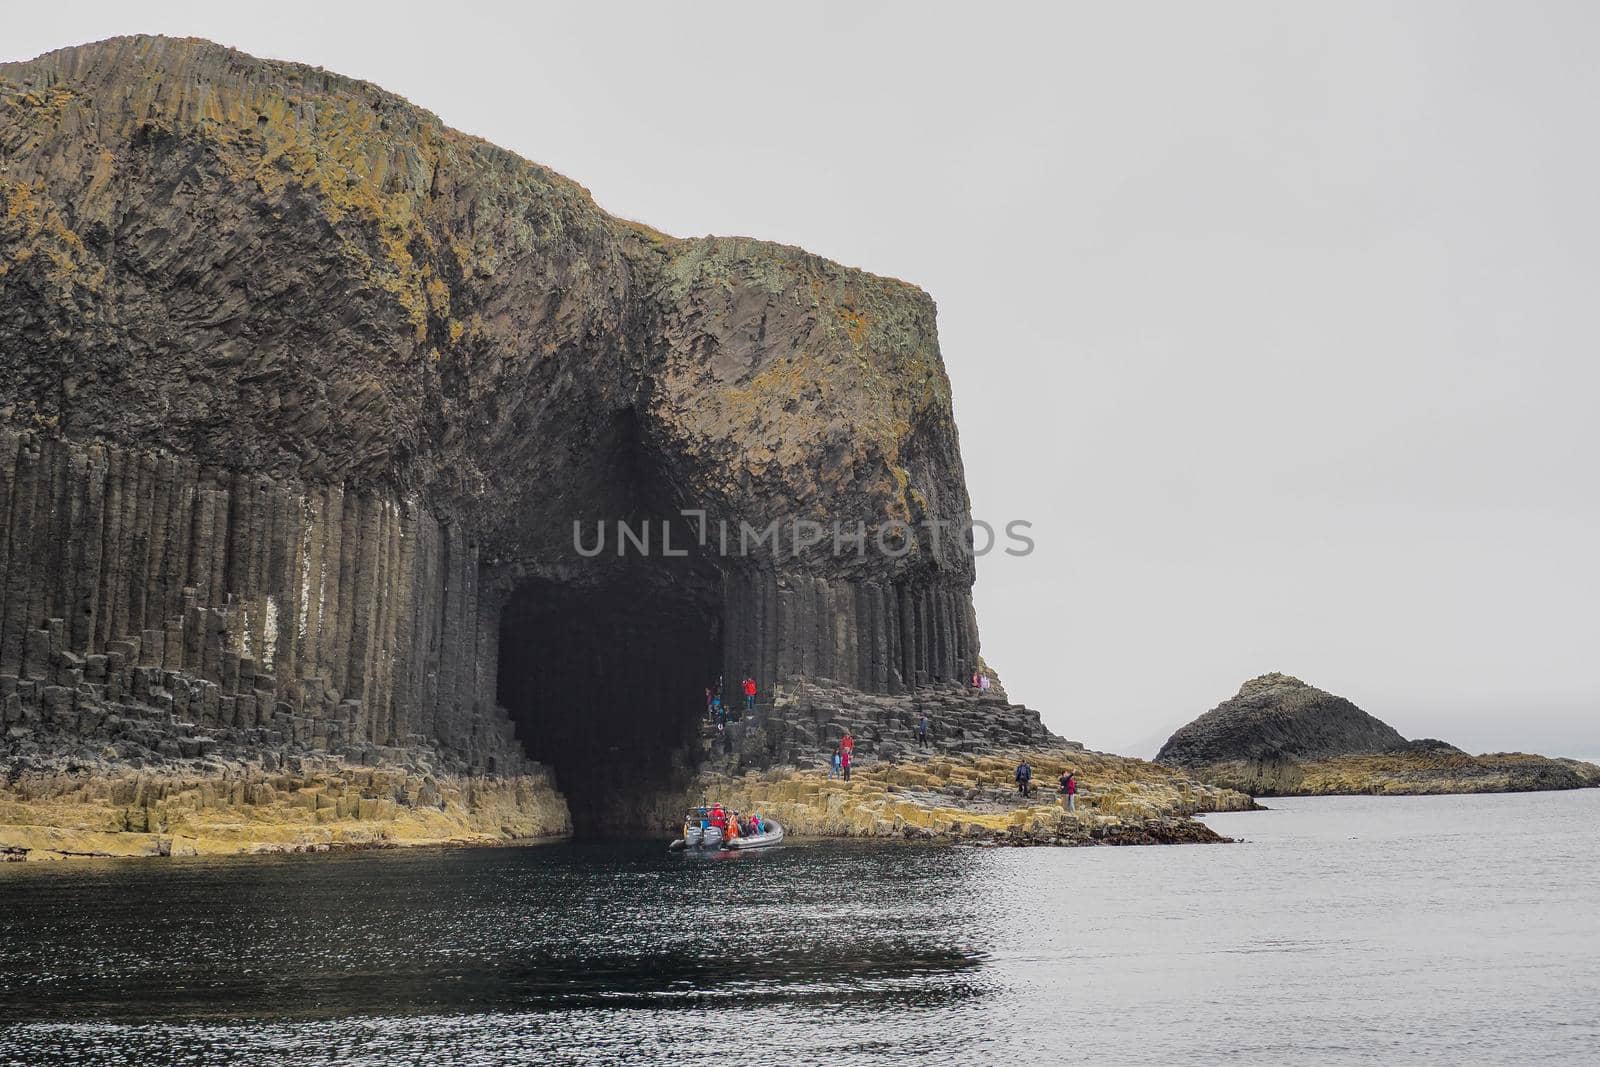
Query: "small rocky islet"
1156 672 1600 797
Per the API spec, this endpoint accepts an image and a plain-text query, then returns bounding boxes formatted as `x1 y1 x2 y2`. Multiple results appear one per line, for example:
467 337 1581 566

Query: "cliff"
1157 674 1600 796
0 36 986 841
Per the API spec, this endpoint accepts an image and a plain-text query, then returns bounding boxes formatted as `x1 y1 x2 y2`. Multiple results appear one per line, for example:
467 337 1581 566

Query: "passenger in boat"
710 803 727 833
752 813 765 835
725 813 741 842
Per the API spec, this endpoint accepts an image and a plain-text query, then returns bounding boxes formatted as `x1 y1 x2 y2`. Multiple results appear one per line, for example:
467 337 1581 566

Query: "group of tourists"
694 802 768 841
827 732 856 781
820 713 930 780
969 669 992 692
1013 761 1078 808
705 674 761 728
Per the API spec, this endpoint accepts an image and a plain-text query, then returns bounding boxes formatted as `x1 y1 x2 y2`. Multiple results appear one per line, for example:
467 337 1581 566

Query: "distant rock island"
1157 673 1600 796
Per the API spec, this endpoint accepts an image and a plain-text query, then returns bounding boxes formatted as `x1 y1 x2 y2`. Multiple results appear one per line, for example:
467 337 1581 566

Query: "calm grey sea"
2 789 1597 1066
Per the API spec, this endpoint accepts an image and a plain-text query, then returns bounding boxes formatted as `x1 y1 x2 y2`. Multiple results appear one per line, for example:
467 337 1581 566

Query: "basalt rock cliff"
0 37 996 839
1158 674 1599 796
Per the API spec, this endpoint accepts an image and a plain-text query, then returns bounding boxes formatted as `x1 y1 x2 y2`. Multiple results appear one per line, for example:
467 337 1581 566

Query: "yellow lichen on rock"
0 763 571 862
674 747 1256 846
1185 750 1600 797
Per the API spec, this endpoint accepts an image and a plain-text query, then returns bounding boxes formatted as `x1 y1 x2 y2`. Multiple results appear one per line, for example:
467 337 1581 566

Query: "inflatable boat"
670 812 782 851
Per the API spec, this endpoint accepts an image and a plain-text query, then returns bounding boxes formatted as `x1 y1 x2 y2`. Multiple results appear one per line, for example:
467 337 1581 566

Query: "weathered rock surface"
0 753 569 861
720 678 1056 769
0 37 989 834
1158 673 1406 766
671 746 1256 848
1158 673 1599 796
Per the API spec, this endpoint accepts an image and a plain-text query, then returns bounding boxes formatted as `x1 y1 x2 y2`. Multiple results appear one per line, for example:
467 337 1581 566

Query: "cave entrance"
496 563 722 838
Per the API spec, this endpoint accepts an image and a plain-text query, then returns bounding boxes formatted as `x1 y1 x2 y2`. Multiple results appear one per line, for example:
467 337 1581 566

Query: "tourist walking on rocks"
828 747 842 779
1059 769 1077 811
1015 760 1032 798
917 712 930 750
841 746 853 782
743 675 757 712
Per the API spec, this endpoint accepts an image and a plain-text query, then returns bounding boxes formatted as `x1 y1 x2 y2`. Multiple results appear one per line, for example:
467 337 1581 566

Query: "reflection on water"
3 790 1598 1065
1 842 990 1021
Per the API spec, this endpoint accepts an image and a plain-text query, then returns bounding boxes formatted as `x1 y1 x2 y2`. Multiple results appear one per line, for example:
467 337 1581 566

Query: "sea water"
2 789 1597 1065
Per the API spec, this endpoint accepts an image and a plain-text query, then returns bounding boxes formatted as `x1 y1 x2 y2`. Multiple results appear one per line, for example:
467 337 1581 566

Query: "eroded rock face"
0 37 984 828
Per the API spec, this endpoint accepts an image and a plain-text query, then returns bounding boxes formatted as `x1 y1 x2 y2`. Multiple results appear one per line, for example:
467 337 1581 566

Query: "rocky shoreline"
680 749 1256 848
1191 749 1600 797
0 755 570 861
0 651 1256 860
0 746 1252 861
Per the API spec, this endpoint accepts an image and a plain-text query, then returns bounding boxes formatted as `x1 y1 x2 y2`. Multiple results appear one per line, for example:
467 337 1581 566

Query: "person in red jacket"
840 746 853 782
742 675 757 712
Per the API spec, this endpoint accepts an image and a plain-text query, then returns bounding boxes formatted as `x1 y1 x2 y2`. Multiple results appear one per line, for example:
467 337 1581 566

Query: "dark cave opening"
496 565 723 838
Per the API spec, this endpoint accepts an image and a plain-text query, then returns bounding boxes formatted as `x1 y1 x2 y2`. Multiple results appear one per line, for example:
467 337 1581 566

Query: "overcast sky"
7 2 1597 757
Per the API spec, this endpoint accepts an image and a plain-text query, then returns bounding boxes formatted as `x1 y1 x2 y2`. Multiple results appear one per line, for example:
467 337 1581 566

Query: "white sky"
6 2 1597 757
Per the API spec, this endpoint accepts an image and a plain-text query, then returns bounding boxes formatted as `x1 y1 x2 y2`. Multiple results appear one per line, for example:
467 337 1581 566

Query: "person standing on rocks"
1059 769 1077 811
917 713 931 750
841 746 853 782
1015 760 1032 798
828 747 843 779
742 675 758 713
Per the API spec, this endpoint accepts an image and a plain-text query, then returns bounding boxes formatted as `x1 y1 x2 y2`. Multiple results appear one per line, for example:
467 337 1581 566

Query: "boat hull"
722 821 784 850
